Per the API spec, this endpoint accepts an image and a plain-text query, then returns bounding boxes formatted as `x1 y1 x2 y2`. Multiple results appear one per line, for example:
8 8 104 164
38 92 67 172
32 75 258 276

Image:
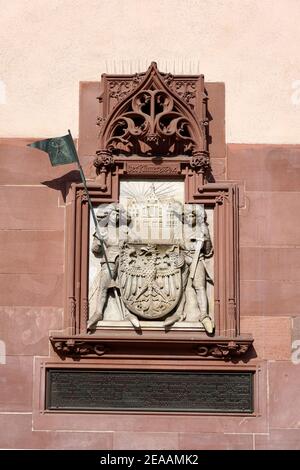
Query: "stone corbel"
93 149 114 191
190 150 210 174
189 149 211 188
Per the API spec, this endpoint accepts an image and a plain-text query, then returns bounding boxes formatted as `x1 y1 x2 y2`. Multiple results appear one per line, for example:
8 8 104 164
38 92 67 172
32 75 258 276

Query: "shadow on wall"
41 170 81 202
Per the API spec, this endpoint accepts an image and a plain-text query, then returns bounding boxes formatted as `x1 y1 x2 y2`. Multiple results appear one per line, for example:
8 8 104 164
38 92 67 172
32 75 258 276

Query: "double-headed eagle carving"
119 243 183 319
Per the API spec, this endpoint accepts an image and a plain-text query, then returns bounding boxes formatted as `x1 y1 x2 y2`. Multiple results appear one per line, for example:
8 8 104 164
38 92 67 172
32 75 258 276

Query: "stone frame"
51 174 252 360
51 63 253 360
33 358 262 429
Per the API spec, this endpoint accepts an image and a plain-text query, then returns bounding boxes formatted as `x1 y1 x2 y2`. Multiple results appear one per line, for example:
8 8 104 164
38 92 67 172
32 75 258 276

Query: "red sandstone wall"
0 140 299 449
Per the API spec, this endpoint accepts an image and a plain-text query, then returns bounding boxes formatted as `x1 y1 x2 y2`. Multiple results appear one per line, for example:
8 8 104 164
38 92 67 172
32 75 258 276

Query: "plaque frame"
34 358 261 420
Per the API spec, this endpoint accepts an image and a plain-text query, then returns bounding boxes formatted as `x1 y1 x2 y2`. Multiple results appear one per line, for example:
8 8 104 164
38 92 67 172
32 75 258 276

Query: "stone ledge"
50 331 253 361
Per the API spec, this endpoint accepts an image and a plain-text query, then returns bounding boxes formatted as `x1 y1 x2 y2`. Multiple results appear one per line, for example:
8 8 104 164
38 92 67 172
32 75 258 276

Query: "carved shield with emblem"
119 243 183 319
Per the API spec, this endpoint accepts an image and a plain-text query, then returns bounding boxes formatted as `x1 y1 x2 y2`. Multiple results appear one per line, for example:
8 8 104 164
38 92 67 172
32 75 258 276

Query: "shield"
119 243 183 319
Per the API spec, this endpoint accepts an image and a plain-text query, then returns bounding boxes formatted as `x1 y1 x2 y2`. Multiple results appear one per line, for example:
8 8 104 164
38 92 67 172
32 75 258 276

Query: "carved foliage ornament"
53 339 106 357
107 73 143 106
50 337 252 360
99 63 208 158
163 75 198 110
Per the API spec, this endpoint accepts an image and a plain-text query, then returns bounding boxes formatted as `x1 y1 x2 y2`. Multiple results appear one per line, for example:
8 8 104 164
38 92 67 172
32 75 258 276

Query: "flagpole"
68 130 125 322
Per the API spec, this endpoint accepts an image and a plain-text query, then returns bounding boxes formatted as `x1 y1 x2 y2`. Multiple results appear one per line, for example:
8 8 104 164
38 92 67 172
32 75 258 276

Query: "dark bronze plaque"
46 369 254 413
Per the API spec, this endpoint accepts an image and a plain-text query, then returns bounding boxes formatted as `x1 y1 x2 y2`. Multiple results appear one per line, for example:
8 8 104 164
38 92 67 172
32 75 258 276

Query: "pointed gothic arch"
98 62 208 158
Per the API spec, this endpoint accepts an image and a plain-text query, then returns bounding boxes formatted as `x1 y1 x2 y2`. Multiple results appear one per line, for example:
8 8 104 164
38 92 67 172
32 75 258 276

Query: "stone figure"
87 203 133 330
182 205 214 333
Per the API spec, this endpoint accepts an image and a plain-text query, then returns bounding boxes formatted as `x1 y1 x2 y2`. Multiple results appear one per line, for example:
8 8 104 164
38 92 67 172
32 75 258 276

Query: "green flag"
27 133 78 166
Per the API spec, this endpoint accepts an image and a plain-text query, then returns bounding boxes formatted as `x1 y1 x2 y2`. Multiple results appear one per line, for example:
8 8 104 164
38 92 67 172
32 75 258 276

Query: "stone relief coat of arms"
88 182 214 333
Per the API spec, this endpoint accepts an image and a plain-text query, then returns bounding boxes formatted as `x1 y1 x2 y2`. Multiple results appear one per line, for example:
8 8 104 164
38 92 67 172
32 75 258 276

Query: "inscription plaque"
46 369 254 413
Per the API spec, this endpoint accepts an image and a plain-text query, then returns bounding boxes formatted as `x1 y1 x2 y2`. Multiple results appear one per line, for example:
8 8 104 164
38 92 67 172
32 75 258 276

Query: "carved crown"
97 62 209 158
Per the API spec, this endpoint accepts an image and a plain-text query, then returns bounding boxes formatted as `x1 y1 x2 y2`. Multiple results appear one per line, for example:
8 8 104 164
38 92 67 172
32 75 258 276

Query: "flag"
27 133 78 166
27 129 124 321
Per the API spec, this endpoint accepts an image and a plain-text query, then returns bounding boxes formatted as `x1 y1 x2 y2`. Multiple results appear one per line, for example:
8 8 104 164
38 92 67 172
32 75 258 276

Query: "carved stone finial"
93 149 114 190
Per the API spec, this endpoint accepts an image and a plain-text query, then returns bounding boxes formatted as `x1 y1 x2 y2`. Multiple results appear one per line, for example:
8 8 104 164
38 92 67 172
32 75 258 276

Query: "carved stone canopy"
97 62 209 159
